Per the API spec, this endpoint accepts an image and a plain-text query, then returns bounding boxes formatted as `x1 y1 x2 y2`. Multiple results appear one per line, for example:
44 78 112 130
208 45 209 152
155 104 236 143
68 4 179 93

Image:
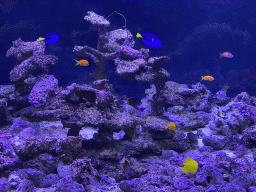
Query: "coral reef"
28 75 58 108
208 92 256 135
6 38 58 93
1 10 256 192
74 11 170 115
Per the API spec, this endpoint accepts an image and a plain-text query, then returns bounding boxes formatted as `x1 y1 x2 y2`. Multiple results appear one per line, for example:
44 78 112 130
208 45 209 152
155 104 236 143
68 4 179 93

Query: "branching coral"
74 11 170 115
6 38 58 94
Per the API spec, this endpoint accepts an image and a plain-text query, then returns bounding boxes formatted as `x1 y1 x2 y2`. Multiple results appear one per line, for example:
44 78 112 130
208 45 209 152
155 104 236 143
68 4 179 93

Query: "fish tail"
136 33 142 38
219 53 222 58
201 76 204 81
74 59 79 66
38 37 45 41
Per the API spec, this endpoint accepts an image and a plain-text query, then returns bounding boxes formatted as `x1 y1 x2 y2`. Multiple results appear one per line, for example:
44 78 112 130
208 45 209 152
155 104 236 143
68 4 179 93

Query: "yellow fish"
74 59 89 66
182 157 198 174
167 122 176 130
201 76 214 81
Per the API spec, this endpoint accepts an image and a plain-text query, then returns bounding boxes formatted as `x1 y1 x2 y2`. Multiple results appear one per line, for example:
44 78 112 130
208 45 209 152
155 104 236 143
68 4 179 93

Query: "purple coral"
28 75 58 108
208 92 256 135
6 38 58 82
74 11 170 115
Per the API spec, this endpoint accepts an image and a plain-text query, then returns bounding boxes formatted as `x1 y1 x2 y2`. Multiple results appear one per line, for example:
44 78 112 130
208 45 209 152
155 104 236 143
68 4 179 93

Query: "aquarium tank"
1 0 256 191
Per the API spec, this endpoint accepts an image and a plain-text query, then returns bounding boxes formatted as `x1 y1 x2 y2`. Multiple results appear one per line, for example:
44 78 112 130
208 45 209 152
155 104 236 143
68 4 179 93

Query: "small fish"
219 52 233 58
182 157 198 174
38 32 59 44
187 132 196 143
167 122 176 130
121 158 132 180
127 98 142 108
136 33 161 48
74 59 89 66
201 76 214 81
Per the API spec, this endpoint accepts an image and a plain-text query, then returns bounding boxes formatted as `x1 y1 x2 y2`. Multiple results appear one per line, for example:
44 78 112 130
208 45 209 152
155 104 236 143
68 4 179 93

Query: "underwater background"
1 0 256 98
2 0 256 191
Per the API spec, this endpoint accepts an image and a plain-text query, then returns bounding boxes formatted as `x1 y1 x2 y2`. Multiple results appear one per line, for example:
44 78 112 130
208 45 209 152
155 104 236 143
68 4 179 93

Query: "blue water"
1 0 256 98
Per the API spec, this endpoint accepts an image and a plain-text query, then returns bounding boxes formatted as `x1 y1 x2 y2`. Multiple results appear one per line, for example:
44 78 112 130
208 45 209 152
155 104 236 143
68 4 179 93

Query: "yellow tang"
167 122 176 130
182 157 198 174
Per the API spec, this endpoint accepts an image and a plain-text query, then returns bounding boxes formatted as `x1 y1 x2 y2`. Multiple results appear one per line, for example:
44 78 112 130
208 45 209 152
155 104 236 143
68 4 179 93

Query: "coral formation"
1 10 256 192
74 11 170 115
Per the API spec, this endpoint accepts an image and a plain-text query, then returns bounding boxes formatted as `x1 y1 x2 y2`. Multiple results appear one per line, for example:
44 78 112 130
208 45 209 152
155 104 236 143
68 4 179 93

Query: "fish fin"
136 33 142 38
38 37 45 41
74 59 79 66
124 158 130 164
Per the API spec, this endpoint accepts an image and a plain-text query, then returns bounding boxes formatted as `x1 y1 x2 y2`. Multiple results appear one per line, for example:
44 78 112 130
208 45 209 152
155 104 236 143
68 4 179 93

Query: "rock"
208 92 256 135
202 136 226 150
16 179 34 192
0 177 11 192
28 75 58 108
55 176 85 192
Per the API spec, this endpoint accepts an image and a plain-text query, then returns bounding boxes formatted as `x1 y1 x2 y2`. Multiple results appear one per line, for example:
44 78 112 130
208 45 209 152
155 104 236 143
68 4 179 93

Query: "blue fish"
136 33 161 48
38 32 59 44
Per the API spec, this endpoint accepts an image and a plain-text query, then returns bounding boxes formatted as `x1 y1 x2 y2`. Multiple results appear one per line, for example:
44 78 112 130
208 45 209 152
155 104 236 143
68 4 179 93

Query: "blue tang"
136 33 161 48
38 32 59 44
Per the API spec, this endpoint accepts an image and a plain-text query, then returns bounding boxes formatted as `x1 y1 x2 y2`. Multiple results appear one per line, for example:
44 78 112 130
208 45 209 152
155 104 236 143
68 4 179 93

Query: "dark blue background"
1 0 256 98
